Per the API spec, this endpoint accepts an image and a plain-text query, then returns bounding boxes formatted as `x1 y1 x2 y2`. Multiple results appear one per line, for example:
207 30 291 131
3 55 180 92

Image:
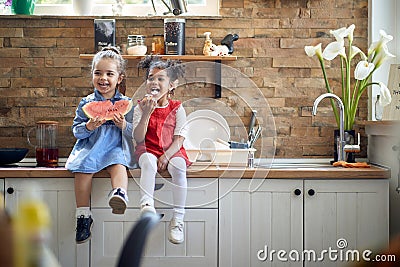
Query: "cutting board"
382 64 400 120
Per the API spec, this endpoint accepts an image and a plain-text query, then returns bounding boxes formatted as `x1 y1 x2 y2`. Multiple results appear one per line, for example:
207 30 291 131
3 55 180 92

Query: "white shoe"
140 203 156 216
108 188 128 215
168 218 184 244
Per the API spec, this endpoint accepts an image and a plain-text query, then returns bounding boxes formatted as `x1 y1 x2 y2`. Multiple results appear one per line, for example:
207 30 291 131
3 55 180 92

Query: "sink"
257 163 334 169
254 159 334 169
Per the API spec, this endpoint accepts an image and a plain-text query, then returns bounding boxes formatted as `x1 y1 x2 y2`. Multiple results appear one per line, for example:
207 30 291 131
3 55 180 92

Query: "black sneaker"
75 215 93 244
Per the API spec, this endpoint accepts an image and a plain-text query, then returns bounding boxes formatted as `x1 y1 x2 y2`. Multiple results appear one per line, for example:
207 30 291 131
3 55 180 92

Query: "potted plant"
305 24 395 161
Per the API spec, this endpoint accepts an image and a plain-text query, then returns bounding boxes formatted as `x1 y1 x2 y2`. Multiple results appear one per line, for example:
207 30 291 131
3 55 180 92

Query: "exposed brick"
0 28 23 37
291 126 319 137
219 8 253 18
252 8 303 19
0 78 10 88
252 19 280 29
0 2 370 158
11 37 57 48
23 28 81 38
222 0 244 8
12 77 61 88
21 67 81 77
273 57 315 68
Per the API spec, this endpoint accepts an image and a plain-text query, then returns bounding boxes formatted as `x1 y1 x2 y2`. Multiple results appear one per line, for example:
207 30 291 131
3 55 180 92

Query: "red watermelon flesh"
82 100 133 120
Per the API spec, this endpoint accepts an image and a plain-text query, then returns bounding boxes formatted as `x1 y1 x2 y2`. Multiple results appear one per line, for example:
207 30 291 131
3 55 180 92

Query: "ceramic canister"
164 18 185 55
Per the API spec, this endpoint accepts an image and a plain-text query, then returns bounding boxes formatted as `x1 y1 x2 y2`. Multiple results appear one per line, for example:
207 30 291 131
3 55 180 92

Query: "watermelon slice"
82 99 133 120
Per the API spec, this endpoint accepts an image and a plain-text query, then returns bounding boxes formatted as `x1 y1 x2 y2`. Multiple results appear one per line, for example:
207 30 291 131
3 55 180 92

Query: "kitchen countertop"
0 159 390 179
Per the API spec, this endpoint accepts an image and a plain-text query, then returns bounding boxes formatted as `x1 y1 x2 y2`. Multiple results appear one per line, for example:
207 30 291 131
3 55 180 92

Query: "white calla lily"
347 24 355 42
354 61 374 80
350 46 366 60
330 27 347 42
305 43 323 60
373 45 396 68
304 24 395 130
368 29 393 56
323 41 346 60
378 82 392 106
330 24 355 42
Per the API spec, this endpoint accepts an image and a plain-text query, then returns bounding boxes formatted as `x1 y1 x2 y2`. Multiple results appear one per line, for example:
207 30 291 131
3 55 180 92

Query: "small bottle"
127 35 147 55
248 150 254 168
375 95 383 121
151 34 165 55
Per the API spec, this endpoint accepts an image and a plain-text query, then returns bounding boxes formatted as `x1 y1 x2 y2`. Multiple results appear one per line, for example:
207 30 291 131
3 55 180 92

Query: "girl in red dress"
133 56 189 244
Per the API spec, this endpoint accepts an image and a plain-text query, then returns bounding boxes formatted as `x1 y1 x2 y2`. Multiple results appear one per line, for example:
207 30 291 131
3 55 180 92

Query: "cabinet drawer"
92 178 218 208
91 208 218 267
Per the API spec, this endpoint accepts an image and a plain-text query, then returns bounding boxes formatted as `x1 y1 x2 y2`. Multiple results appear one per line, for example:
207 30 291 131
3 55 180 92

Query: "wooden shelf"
79 54 237 98
79 54 237 61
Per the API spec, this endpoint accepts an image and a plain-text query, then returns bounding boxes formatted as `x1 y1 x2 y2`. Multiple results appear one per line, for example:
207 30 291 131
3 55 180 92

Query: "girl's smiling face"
92 58 123 99
146 67 174 106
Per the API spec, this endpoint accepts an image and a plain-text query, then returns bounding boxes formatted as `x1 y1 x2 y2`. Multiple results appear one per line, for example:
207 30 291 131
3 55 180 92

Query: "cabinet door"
219 179 303 267
4 178 89 267
304 179 389 267
91 208 218 267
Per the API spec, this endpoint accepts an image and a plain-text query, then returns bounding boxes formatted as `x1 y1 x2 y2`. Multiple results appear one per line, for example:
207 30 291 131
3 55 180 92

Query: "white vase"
73 0 93 16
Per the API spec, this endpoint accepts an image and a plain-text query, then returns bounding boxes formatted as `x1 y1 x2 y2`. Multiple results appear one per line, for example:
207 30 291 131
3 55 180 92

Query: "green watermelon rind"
82 100 133 121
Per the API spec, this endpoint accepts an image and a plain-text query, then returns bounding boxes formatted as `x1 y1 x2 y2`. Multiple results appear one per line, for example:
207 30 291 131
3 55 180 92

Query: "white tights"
138 152 187 220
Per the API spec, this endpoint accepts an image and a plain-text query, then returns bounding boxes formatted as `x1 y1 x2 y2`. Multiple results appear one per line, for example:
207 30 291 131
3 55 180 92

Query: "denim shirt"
65 89 136 173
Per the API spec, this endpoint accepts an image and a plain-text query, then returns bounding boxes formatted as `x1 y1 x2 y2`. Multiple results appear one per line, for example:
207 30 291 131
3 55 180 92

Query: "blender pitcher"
27 121 59 167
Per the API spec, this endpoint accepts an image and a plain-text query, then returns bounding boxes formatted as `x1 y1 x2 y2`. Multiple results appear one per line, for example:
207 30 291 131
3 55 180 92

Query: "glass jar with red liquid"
27 121 59 167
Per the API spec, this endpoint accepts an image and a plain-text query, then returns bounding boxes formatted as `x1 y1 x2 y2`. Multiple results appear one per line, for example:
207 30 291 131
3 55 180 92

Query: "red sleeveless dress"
134 100 190 166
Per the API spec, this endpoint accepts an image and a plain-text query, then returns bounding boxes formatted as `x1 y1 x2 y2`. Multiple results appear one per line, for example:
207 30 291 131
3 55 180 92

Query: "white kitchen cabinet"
219 178 303 267
90 178 218 267
0 178 4 198
219 178 389 267
366 122 400 237
304 179 389 267
4 178 89 267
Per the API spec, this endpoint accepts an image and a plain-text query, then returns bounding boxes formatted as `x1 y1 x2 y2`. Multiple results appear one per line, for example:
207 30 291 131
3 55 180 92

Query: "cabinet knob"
308 189 315 196
154 183 164 191
294 189 302 196
6 187 14 194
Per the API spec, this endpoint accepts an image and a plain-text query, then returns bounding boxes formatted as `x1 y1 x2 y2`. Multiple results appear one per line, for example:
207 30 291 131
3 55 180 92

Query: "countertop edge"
0 165 391 179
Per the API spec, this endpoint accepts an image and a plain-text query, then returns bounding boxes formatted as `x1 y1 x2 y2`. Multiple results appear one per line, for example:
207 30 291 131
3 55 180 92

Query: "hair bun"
101 46 121 55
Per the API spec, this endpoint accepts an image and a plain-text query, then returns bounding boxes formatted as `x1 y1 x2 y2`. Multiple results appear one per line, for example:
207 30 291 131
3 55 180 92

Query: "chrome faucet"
312 93 346 161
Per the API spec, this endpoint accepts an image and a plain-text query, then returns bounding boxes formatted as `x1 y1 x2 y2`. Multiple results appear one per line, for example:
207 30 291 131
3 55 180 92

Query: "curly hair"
91 46 127 94
138 55 184 82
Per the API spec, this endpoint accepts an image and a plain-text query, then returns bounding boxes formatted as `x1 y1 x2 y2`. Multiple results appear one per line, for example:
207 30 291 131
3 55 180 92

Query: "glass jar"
127 35 147 55
151 34 165 55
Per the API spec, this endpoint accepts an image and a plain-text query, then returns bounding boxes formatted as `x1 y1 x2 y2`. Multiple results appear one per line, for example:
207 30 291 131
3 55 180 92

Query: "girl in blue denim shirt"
66 47 134 244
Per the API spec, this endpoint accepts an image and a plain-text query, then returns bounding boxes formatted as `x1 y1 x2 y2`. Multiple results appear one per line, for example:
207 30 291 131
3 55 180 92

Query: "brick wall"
0 0 369 159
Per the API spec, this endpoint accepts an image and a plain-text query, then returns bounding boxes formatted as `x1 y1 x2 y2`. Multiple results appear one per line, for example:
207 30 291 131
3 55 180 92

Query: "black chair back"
116 213 160 267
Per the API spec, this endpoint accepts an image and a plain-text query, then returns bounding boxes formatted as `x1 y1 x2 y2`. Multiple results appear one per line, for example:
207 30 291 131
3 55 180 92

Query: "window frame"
33 0 219 16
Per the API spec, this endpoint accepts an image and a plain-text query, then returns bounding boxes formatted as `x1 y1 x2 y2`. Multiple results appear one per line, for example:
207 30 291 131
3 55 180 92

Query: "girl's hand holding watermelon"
139 94 157 117
86 117 106 131
112 112 126 130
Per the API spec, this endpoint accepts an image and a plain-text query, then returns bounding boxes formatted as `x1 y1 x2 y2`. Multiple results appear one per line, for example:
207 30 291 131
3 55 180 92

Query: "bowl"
0 148 29 165
126 45 147 55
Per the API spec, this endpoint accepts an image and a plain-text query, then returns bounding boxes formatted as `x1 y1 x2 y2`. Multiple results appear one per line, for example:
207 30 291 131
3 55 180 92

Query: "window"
34 0 219 16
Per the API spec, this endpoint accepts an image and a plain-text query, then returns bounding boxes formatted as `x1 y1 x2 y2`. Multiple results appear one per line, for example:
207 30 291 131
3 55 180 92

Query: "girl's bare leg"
74 173 94 207
107 164 128 190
